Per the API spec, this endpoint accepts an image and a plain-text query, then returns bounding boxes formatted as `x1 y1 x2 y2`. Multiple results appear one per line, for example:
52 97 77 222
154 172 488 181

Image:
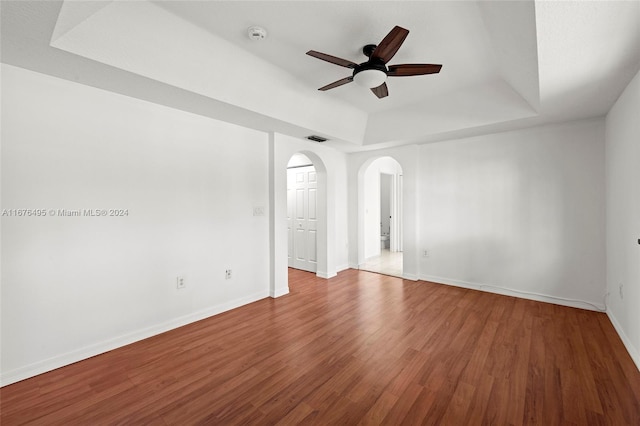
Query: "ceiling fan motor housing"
362 44 377 57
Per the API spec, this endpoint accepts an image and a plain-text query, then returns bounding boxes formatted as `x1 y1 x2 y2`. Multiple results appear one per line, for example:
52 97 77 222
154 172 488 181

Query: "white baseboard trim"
606 309 640 372
402 273 418 281
270 287 290 298
419 274 606 312
0 290 269 387
316 271 337 279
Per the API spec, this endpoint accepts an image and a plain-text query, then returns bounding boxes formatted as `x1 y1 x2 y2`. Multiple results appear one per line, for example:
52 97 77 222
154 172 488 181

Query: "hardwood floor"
2 268 639 425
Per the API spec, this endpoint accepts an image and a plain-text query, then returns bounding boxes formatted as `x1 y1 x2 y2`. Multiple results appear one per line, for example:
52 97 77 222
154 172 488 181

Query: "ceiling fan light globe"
353 69 387 88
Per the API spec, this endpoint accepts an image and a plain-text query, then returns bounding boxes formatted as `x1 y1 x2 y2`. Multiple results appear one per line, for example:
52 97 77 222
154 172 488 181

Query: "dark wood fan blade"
319 77 354 91
371 26 409 64
370 82 389 98
387 64 442 76
306 50 358 68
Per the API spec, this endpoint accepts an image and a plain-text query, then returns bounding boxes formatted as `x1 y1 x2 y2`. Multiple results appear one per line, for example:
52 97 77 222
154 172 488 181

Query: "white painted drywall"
0 65 270 385
605 69 640 370
418 119 606 309
380 174 392 237
363 164 380 260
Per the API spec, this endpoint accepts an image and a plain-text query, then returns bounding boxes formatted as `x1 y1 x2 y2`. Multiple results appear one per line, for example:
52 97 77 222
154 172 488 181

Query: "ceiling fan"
306 26 442 99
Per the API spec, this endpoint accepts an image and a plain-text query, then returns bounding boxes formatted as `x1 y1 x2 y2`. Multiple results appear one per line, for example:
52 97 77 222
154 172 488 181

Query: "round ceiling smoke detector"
247 26 267 41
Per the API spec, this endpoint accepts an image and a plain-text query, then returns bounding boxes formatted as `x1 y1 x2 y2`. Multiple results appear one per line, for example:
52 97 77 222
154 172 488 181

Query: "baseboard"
419 274 606 312
402 273 418 281
0 290 269 387
270 287 290 298
316 271 337 279
606 309 640 372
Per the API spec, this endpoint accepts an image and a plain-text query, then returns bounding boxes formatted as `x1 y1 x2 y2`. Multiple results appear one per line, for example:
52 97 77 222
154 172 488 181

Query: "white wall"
380 174 392 236
419 119 606 310
605 69 640 370
0 65 270 385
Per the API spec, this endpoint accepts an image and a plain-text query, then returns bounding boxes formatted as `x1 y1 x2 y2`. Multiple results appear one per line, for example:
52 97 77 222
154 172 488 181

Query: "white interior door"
287 165 317 272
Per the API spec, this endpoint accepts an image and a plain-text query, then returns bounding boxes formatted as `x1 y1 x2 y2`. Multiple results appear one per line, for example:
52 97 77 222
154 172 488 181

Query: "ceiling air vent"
306 135 328 143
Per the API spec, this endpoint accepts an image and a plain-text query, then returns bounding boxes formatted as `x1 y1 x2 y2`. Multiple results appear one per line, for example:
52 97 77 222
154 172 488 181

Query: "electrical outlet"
225 269 232 280
177 276 185 289
423 250 429 257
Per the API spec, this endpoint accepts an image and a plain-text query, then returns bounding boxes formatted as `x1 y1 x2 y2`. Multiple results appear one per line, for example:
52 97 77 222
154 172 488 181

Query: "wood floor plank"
440 381 475 425
380 382 423 424
523 314 547 424
462 373 495 425
357 390 398 425
1 268 638 425
273 402 315 425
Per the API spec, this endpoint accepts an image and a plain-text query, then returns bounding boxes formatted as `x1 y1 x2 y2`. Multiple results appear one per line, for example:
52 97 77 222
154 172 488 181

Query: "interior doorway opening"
287 153 318 273
359 156 403 277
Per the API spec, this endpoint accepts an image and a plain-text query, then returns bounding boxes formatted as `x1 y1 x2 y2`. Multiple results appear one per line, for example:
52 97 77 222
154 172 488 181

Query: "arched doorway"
358 156 404 277
270 133 336 298
286 153 318 272
281 150 330 278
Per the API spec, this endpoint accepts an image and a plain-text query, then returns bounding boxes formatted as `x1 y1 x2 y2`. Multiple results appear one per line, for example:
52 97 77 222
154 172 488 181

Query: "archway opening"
358 156 404 277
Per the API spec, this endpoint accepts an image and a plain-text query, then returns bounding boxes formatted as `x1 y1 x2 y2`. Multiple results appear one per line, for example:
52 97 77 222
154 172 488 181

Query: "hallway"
360 249 403 278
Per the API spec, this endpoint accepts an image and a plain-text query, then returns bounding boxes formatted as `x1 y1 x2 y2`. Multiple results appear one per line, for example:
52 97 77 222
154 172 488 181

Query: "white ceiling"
155 1 505 114
2 1 639 152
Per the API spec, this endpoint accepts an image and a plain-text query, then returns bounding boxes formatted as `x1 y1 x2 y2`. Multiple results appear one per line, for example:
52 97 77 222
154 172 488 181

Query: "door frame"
357 156 404 266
